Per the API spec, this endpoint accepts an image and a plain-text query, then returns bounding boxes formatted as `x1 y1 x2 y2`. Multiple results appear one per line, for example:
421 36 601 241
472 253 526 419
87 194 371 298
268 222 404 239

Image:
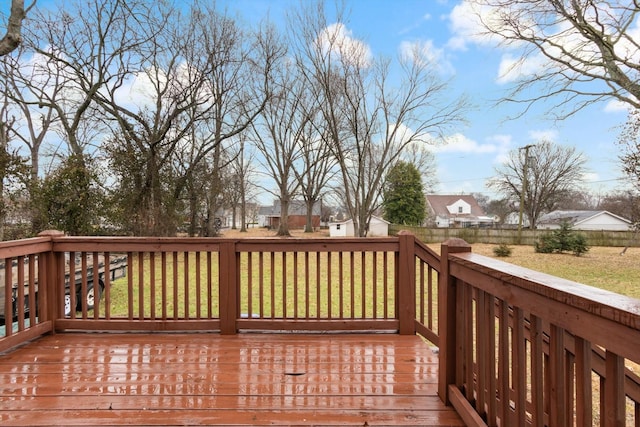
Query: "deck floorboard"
0 333 464 426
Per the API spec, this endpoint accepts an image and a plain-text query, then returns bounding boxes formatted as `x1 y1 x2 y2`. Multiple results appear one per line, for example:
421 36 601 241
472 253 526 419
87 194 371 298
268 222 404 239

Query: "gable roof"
538 210 631 226
425 195 487 218
329 215 390 226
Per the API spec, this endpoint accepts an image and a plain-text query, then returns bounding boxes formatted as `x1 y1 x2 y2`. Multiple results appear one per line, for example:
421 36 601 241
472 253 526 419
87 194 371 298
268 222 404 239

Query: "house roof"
259 200 321 217
538 210 631 226
329 215 390 226
425 195 487 218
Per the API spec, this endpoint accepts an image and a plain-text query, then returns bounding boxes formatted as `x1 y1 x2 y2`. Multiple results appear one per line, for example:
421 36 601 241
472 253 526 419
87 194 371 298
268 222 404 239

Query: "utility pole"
518 144 535 239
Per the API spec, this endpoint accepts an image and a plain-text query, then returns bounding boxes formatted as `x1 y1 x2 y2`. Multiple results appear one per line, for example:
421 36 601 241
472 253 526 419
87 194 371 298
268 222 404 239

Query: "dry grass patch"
430 243 640 299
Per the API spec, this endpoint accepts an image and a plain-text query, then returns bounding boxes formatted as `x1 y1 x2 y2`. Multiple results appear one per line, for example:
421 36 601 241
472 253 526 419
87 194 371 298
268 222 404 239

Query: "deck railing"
440 239 640 427
1 231 640 426
0 232 432 339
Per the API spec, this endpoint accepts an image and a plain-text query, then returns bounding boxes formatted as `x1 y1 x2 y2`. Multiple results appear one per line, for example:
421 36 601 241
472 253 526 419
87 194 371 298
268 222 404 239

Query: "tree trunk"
304 199 315 233
240 198 247 232
277 197 291 236
0 0 26 57
231 204 237 229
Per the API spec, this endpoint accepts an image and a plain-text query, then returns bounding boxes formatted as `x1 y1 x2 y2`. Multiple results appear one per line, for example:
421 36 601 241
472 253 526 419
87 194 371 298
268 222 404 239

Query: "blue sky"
222 0 629 198
1 0 631 199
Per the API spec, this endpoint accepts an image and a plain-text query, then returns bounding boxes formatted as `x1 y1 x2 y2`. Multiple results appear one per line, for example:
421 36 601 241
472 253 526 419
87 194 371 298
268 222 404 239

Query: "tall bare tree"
465 0 640 118
488 140 587 228
0 45 59 186
99 2 214 235
250 47 305 237
23 0 155 158
291 2 467 236
194 10 284 236
227 134 258 232
294 119 337 233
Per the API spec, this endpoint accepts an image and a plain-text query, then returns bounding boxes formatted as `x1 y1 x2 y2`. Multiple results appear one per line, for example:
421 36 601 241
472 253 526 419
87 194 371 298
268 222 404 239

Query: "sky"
218 0 631 199
1 0 632 200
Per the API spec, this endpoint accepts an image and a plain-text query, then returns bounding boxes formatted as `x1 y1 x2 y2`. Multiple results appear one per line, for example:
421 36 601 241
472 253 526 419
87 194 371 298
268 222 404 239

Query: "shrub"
534 222 590 256
493 244 512 257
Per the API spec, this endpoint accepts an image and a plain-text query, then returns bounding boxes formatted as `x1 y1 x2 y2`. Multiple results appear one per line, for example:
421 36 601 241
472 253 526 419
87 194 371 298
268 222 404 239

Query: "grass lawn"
221 228 639 300
102 229 640 318
457 243 640 299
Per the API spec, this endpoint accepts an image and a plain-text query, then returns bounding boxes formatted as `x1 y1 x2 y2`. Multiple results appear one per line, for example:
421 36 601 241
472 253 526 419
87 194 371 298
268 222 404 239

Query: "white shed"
329 216 389 237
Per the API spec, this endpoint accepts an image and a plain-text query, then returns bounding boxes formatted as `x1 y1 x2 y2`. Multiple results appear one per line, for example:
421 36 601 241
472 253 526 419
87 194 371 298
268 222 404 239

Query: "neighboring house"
329 216 390 237
257 200 321 230
537 210 632 231
425 195 495 228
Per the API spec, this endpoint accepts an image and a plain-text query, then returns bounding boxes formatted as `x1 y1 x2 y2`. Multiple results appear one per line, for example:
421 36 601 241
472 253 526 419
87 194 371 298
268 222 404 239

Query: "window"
336 224 341 230
458 206 463 213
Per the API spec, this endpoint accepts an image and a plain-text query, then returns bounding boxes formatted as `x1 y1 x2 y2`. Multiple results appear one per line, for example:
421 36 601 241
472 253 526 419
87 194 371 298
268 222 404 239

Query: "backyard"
219 227 640 299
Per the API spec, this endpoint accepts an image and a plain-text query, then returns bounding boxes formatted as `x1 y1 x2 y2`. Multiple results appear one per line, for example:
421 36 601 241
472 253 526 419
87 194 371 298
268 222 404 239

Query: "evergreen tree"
32 154 103 235
382 161 426 226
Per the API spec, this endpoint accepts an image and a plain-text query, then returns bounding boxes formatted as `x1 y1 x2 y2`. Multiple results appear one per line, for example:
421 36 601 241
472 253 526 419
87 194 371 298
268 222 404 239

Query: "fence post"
37 230 65 332
397 231 416 335
219 240 238 335
438 238 471 405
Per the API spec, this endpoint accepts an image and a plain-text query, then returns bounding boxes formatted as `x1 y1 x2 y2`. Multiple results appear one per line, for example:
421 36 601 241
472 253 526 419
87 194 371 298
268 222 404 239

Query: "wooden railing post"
438 238 471 405
219 240 238 335
397 231 416 335
37 230 65 331
604 350 625 427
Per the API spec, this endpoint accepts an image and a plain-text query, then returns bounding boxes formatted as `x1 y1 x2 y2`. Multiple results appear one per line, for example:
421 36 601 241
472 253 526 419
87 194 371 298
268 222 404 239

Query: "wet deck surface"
0 333 464 426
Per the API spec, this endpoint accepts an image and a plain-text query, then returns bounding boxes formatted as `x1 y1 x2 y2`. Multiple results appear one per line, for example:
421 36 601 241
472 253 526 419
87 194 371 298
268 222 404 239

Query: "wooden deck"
0 332 464 426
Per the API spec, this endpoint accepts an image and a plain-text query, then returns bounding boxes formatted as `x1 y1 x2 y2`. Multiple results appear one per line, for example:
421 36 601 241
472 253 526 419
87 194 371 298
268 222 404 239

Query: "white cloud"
434 132 509 156
496 53 550 84
604 99 632 114
399 39 453 74
582 172 600 183
317 23 372 68
447 1 504 51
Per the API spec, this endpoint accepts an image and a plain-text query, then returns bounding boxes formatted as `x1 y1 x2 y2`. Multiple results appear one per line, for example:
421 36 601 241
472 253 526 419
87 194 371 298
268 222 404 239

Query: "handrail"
48 235 406 334
0 234 56 353
412 236 441 345
3 231 640 426
439 239 640 427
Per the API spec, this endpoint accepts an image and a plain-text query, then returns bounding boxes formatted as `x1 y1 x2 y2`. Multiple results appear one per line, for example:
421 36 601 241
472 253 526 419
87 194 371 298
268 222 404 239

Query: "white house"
425 195 495 228
329 216 389 237
537 210 632 231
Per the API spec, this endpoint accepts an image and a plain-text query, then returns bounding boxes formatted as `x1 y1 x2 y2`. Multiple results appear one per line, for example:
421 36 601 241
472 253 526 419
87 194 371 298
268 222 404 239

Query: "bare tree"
100 2 215 235
195 12 284 236
0 90 29 239
0 45 61 234
466 0 640 118
23 0 155 158
618 108 640 191
488 140 587 228
0 0 35 56
291 2 467 236
598 189 640 224
400 141 438 192
227 134 258 232
291 81 337 233
295 125 337 233
250 49 305 237
0 45 59 185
